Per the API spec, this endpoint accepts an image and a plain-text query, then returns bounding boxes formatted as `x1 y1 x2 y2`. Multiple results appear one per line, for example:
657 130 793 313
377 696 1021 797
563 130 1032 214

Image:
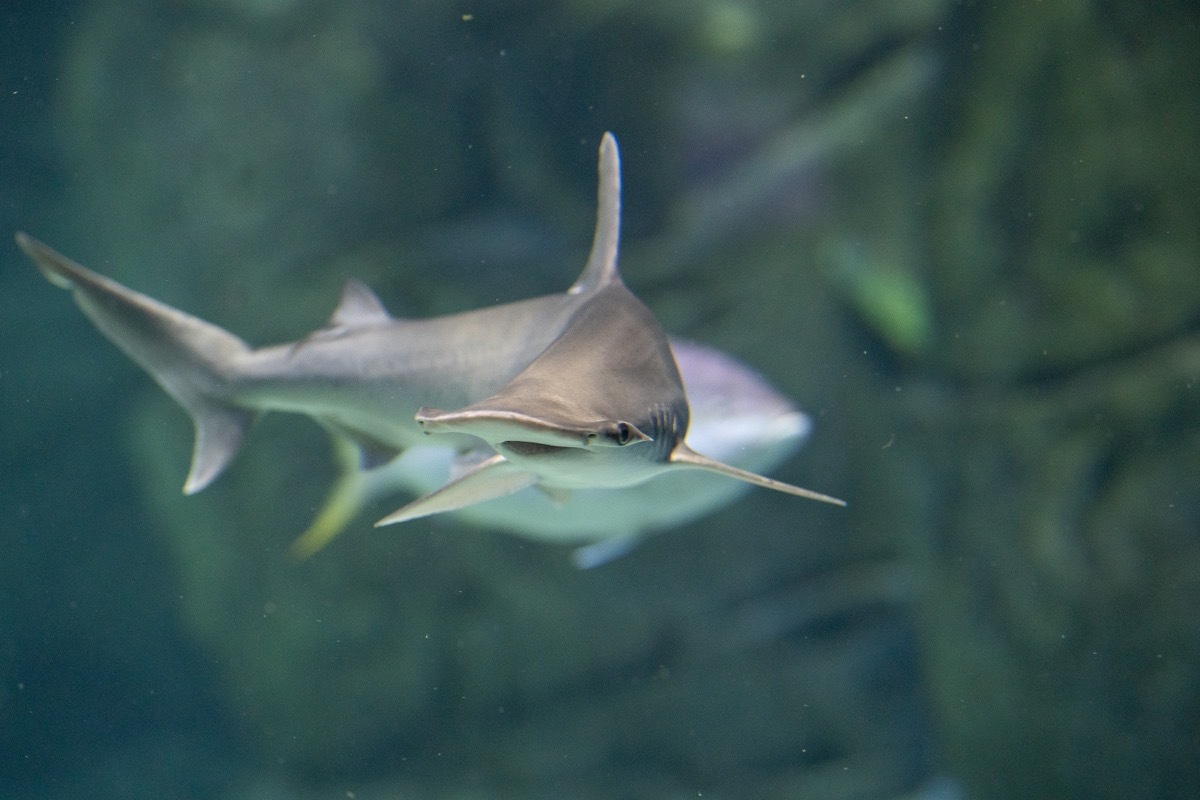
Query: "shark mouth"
500 440 572 457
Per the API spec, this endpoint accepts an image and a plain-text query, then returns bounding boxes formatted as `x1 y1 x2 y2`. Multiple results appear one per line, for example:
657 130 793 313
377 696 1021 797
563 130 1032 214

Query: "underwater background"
2 1 1198 798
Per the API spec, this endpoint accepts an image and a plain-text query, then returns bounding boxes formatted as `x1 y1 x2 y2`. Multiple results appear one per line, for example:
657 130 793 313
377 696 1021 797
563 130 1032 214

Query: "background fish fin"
571 532 642 569
316 419 401 469
289 434 375 559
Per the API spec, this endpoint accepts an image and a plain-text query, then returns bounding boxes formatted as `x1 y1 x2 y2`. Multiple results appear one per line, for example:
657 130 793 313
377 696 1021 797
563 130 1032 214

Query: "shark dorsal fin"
330 279 391 327
569 132 622 295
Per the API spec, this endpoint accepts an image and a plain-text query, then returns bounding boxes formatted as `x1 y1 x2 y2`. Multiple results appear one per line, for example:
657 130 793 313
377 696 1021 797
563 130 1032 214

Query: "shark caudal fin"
16 232 254 493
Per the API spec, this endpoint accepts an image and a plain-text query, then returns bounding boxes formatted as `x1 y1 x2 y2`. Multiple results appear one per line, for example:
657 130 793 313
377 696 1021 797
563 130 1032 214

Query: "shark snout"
414 407 447 435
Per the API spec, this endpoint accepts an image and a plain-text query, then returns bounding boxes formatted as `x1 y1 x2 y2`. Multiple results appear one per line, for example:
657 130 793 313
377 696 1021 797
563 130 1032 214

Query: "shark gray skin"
292 338 813 565
16 132 842 553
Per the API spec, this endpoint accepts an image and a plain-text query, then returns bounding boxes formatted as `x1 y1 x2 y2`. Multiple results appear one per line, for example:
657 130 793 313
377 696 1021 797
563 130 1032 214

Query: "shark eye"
591 421 646 446
615 421 633 445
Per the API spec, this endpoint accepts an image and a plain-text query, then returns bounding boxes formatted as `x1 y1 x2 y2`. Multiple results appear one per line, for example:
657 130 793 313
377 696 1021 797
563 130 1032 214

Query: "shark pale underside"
16 132 842 558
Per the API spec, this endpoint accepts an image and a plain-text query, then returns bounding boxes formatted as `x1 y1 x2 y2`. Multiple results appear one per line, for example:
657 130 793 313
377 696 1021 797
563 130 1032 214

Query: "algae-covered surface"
2 2 1198 798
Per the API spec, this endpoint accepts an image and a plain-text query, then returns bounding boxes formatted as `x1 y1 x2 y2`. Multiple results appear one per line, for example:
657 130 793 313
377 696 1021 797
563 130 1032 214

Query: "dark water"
2 2 1197 798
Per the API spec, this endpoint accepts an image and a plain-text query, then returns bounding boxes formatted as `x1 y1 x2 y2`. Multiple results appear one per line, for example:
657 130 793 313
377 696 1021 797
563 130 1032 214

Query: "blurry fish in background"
652 46 938 273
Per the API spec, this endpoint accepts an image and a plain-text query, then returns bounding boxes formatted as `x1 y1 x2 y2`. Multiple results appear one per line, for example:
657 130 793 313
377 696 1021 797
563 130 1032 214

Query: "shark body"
17 132 841 559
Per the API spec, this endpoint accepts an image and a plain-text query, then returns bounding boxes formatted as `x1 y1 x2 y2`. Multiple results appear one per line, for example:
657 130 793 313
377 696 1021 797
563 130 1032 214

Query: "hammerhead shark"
16 132 842 554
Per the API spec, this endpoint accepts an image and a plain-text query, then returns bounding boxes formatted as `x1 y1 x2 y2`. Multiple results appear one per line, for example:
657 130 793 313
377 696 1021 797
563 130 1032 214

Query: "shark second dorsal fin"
568 132 622 295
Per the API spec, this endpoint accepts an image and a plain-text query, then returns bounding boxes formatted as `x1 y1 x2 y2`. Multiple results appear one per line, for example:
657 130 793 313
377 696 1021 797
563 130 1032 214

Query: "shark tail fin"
669 442 846 507
16 232 254 494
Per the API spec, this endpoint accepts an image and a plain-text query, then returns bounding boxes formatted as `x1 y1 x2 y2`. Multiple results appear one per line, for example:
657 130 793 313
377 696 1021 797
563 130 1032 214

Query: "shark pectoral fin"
184 404 255 494
374 454 537 527
668 443 846 507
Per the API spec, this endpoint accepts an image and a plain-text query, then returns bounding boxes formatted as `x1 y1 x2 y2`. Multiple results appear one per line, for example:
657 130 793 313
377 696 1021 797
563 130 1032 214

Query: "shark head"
416 386 682 491
377 132 844 526
414 132 690 489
